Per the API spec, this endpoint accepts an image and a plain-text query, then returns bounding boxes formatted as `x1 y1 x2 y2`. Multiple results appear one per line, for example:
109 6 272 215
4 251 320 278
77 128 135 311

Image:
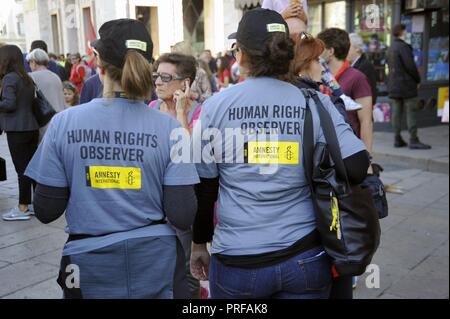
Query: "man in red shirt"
318 28 373 158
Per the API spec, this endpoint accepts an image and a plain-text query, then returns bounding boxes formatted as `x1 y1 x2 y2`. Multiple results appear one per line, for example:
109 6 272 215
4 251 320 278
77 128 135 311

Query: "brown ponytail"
100 50 153 100
121 50 153 100
240 33 295 79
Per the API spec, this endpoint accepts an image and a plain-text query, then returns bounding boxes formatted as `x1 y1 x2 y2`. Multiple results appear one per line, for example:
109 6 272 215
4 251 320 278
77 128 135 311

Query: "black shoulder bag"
32 83 57 128
302 89 381 277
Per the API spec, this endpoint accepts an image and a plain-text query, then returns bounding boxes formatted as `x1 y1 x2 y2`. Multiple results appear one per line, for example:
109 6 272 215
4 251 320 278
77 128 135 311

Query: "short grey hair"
28 48 49 66
349 33 365 53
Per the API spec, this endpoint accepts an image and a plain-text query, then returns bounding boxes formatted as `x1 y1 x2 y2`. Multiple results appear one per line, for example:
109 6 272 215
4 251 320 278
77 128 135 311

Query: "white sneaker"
27 205 35 215
2 207 32 221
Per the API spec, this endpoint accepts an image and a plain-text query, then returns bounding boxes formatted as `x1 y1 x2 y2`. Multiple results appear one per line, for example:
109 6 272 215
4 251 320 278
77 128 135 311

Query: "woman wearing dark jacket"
0 45 39 221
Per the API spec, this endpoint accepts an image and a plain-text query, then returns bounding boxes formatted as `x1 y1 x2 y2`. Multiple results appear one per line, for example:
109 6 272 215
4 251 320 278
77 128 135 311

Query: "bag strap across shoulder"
301 88 351 194
302 90 315 189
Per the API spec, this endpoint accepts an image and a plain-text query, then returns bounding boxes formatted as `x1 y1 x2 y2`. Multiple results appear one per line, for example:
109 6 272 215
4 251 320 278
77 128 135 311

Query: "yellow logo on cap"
267 23 287 33
126 40 147 52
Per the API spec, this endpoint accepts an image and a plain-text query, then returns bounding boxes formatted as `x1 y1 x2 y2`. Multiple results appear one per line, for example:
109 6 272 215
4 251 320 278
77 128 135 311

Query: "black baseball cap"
91 19 153 68
228 8 289 51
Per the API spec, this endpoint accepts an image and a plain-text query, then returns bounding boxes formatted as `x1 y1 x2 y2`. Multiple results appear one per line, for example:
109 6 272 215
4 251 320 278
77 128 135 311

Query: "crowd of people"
0 0 432 300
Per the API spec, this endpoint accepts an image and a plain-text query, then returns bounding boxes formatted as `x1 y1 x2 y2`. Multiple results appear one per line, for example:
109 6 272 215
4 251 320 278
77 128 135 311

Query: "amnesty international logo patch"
85 166 142 190
244 142 300 165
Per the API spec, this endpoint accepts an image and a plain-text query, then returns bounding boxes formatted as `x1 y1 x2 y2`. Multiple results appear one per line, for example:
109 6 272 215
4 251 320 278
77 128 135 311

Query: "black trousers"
330 276 353 299
6 131 39 205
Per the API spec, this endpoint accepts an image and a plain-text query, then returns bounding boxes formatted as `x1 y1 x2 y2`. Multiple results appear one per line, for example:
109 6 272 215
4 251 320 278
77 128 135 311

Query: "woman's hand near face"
173 80 193 133
174 80 191 115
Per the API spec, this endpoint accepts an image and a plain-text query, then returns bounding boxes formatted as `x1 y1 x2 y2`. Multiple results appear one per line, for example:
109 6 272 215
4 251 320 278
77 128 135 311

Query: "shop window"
324 1 346 29
354 0 394 86
136 6 160 57
83 8 95 52
51 14 61 54
427 9 449 82
307 1 345 36
307 3 322 36
17 14 25 37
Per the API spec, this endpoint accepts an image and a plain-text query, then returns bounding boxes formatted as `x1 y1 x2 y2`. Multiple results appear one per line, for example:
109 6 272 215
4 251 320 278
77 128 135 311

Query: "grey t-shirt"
193 77 366 256
29 70 65 112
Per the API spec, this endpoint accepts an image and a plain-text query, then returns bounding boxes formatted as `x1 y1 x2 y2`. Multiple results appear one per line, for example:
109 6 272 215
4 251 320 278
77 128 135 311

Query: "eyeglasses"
230 43 240 59
152 72 184 83
299 32 313 40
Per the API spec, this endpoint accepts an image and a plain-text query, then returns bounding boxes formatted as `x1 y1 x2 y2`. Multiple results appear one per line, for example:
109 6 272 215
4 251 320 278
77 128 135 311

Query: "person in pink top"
150 53 202 133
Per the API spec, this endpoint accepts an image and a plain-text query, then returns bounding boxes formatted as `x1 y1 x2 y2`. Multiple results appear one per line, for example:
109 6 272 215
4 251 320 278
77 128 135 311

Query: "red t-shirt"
70 64 87 93
217 69 231 85
337 66 372 137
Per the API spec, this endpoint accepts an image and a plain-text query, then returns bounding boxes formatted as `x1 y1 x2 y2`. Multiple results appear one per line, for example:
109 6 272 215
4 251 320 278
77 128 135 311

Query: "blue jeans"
209 246 332 299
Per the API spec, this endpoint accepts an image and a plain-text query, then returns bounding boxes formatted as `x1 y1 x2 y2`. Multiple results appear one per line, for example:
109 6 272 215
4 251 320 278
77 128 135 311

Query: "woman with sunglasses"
149 52 202 299
24 19 199 299
150 53 201 134
191 9 370 299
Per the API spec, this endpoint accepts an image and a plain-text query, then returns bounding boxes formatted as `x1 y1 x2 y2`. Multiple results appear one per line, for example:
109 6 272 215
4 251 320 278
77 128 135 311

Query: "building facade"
0 0 26 50
22 0 242 57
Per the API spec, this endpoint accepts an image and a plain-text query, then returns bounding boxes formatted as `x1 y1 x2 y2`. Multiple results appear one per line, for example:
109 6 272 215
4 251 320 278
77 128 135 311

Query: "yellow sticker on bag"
245 142 299 165
86 166 142 190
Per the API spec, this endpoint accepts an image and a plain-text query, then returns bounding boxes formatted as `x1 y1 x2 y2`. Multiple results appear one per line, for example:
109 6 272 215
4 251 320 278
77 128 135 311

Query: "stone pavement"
373 125 449 174
0 128 448 299
354 165 449 299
